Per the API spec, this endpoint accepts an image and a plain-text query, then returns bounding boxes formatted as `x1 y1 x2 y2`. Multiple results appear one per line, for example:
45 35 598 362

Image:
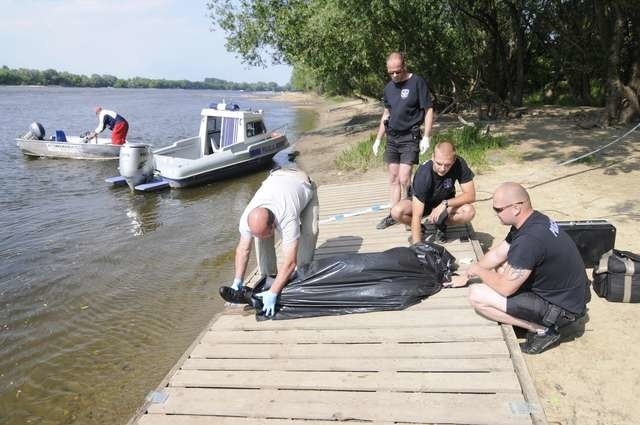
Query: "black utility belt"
387 127 420 137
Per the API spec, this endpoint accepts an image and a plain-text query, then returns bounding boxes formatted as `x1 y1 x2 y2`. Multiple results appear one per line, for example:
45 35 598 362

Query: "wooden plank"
170 369 522 393
407 295 471 309
199 324 502 344
189 340 510 359
147 388 532 425
181 356 516 372
501 324 548 425
210 308 492 331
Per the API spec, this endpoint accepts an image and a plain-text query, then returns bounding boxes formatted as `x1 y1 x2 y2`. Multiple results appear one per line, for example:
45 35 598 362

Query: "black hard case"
557 220 616 268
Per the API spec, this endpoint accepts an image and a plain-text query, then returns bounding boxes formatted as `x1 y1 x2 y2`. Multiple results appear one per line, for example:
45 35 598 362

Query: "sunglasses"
387 70 404 76
492 202 524 213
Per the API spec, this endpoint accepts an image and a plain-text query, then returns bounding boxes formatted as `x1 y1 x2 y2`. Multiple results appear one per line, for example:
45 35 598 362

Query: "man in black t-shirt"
391 142 476 244
373 52 434 230
447 182 590 354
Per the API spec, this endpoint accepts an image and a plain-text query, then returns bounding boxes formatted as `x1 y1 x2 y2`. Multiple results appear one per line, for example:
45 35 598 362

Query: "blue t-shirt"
506 211 589 313
383 74 432 132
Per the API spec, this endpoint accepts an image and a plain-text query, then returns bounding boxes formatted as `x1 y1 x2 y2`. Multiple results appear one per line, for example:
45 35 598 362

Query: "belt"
387 128 412 136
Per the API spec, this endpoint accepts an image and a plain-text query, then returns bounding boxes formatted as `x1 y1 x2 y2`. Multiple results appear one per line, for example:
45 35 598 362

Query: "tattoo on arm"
504 263 524 281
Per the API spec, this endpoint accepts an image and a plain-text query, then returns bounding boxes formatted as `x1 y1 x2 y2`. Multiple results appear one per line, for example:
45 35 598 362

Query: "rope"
319 203 391 224
557 121 640 166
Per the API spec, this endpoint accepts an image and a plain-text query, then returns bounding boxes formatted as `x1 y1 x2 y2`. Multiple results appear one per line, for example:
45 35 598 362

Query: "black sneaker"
520 328 561 354
376 215 397 229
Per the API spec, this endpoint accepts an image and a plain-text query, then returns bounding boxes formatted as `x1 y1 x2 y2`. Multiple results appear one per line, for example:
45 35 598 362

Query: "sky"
0 0 293 85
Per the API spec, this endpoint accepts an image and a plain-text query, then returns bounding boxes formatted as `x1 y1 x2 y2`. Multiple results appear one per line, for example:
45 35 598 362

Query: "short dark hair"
266 208 276 227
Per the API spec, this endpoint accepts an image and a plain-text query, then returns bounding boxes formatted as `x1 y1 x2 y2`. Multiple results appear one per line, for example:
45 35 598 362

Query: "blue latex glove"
256 290 278 317
231 277 243 290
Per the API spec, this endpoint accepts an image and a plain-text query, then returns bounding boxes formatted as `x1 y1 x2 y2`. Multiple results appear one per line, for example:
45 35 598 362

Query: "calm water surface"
0 87 316 424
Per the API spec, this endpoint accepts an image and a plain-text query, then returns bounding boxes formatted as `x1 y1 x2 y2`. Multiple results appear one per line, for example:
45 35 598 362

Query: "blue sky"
0 0 293 85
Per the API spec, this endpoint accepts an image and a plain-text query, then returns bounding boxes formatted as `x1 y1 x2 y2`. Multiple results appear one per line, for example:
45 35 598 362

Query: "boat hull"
163 151 281 188
16 138 121 160
156 135 288 188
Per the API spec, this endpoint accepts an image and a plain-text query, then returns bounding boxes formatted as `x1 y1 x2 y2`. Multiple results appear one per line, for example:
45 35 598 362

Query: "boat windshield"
246 120 266 138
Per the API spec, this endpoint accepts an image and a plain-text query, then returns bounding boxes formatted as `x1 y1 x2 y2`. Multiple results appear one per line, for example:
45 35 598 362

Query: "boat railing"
170 135 200 146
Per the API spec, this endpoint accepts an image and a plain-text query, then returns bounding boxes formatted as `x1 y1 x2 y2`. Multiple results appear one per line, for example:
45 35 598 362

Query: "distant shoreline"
0 66 290 91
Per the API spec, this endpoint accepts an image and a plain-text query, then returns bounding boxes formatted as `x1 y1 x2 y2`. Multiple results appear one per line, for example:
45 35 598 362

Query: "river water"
0 86 316 424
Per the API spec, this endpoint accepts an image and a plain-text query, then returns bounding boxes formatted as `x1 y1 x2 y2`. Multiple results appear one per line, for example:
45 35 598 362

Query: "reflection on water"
125 194 161 236
0 86 316 425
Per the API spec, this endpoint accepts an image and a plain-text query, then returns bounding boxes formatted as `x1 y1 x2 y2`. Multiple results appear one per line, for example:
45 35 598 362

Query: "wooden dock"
130 179 547 425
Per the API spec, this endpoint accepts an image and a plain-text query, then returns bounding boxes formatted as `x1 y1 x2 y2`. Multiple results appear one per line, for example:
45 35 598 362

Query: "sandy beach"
278 91 640 425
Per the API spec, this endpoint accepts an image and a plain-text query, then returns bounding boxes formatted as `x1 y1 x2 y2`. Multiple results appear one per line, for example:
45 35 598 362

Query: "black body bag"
592 249 640 303
253 242 455 320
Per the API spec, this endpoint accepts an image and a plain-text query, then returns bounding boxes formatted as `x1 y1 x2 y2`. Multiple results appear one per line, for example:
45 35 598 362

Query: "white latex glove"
231 277 243 290
419 135 430 154
372 138 381 156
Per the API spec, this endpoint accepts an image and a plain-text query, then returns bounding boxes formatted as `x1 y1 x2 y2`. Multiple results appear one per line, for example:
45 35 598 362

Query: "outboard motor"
22 122 45 140
118 143 155 190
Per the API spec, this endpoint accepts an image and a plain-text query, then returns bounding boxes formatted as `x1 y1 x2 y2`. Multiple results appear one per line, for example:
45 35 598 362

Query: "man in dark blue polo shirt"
448 182 590 354
391 141 476 243
373 52 434 229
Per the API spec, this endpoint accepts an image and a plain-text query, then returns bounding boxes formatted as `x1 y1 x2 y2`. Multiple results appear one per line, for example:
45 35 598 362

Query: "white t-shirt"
239 169 313 247
94 109 118 133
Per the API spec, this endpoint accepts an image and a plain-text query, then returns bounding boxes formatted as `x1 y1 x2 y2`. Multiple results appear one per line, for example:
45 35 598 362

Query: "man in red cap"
87 106 129 145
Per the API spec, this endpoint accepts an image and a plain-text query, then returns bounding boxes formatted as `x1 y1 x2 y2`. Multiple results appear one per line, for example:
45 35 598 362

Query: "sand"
278 92 640 425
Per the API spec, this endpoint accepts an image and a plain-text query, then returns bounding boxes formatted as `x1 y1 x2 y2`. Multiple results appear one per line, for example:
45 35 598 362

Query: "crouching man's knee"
456 204 476 223
467 283 502 316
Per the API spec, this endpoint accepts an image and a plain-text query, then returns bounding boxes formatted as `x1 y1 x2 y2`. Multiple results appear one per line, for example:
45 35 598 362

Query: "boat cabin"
200 103 269 157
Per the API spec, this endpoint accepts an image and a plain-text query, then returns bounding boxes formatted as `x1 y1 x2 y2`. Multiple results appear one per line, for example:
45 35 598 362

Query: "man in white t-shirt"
231 167 319 316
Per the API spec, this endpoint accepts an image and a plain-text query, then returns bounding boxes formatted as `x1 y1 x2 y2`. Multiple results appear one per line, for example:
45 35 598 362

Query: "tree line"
208 0 640 124
0 66 289 92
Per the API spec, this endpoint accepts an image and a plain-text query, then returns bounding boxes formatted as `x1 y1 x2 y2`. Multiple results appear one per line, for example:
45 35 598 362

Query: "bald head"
386 52 408 82
94 106 102 115
434 141 455 156
492 182 532 226
248 207 275 239
387 52 405 67
432 141 457 176
494 182 531 206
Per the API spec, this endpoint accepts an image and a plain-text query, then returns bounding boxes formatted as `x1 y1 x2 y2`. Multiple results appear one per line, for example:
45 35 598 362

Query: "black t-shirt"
412 157 474 209
383 74 432 132
506 211 589 313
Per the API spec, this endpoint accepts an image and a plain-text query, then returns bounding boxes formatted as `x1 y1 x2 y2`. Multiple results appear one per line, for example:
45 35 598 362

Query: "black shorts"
384 133 420 165
506 291 552 325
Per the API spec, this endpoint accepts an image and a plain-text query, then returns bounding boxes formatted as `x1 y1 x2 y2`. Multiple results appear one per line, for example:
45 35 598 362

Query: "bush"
335 125 507 172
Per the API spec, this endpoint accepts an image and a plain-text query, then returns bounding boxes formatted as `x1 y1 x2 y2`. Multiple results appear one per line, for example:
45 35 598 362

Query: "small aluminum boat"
16 123 121 160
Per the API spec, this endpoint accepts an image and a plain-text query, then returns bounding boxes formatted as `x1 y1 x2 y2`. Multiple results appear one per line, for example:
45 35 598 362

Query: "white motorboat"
107 102 288 191
16 122 121 160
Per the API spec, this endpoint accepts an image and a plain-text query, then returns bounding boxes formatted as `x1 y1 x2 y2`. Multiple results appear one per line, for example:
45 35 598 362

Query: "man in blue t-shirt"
391 141 476 243
373 52 434 230
448 182 590 354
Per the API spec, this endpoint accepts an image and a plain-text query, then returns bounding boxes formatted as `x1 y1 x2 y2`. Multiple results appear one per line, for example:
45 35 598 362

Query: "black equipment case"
592 250 640 303
557 220 616 268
